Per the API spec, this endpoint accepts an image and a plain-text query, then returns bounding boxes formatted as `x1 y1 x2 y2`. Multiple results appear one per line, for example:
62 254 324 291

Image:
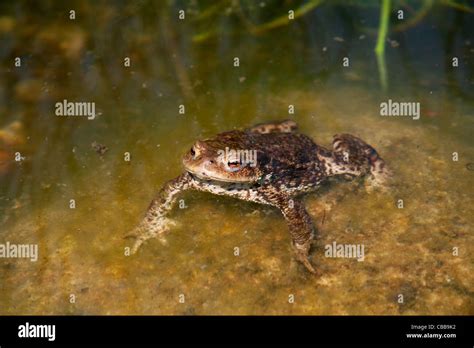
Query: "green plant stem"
247 0 323 34
375 0 391 91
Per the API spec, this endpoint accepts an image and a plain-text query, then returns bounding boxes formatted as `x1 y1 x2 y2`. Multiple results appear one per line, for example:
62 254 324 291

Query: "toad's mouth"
185 168 254 183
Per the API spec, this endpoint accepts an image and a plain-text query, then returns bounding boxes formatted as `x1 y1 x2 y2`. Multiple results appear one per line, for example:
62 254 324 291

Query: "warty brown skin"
129 120 388 274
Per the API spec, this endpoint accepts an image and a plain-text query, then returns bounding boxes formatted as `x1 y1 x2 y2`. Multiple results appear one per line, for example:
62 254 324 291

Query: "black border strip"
0 315 472 345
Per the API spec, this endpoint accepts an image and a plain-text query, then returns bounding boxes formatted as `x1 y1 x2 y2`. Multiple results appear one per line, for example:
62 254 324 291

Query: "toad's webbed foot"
332 133 391 185
128 217 178 254
292 240 319 275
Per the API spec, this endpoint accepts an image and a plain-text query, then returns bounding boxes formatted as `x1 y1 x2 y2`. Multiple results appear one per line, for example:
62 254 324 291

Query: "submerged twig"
240 0 324 35
193 0 323 43
440 0 474 13
193 1 227 22
393 0 433 32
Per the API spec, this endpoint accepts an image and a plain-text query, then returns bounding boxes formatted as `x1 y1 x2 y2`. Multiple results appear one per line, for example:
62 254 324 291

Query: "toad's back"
215 130 323 171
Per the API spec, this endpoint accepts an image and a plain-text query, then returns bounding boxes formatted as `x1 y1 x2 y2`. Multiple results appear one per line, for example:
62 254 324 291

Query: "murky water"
0 1 473 315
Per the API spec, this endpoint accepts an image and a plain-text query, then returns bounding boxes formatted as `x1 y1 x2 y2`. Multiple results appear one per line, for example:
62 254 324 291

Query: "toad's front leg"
277 198 318 275
128 172 194 253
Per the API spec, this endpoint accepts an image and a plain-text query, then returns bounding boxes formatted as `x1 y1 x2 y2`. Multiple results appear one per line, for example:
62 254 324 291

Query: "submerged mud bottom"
1 88 473 315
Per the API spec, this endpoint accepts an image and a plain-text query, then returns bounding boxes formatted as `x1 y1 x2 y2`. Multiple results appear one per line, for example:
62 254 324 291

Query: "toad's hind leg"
127 172 194 253
247 120 298 134
276 198 318 275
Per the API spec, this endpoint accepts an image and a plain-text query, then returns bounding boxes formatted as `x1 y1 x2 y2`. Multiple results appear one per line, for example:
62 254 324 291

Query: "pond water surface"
0 1 473 315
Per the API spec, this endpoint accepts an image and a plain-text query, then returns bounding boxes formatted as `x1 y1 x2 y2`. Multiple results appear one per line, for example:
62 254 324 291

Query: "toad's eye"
227 160 241 169
190 147 196 158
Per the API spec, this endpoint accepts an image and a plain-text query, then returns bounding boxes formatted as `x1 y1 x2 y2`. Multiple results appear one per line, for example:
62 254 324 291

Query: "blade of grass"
375 0 391 91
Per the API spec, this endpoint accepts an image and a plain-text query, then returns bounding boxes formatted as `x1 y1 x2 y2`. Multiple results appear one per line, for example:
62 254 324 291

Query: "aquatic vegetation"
192 0 472 89
375 0 391 90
